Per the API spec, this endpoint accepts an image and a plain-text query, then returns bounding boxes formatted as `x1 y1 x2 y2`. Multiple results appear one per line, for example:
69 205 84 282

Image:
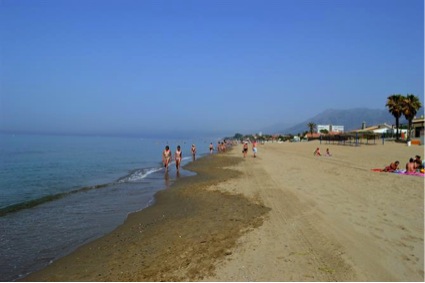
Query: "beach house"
411 116 424 145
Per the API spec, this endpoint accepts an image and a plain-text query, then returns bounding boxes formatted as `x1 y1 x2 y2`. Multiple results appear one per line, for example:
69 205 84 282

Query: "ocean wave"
116 167 163 183
0 166 165 217
0 183 109 217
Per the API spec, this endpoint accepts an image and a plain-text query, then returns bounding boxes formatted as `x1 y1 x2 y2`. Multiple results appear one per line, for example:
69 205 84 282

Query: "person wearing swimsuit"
175 145 182 171
243 142 248 158
383 160 399 172
191 144 196 161
162 145 171 172
252 140 257 158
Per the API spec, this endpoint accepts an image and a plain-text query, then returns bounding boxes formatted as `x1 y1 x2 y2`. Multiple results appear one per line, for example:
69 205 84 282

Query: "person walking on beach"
243 142 249 158
209 142 214 154
175 145 182 172
162 145 172 172
252 140 257 158
191 144 197 161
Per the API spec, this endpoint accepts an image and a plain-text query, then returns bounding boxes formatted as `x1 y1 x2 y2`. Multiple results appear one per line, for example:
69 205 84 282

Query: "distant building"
354 123 393 134
317 124 344 133
412 116 424 144
352 123 408 136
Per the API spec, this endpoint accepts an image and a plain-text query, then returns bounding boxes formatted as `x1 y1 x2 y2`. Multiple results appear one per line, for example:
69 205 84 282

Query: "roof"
412 117 424 125
352 123 392 133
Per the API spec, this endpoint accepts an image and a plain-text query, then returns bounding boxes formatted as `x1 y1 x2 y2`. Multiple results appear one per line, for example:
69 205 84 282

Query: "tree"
233 133 244 140
386 94 404 140
401 94 422 141
307 122 316 135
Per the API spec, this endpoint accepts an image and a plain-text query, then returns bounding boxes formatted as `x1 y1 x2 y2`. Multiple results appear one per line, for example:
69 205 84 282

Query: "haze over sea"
0 133 216 281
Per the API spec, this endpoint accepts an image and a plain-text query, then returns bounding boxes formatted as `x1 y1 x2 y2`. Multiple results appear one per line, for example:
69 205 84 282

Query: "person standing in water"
191 144 197 161
162 145 172 172
209 142 214 154
175 145 182 172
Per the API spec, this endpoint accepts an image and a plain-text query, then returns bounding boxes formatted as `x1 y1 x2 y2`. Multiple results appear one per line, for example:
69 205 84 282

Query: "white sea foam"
118 167 163 183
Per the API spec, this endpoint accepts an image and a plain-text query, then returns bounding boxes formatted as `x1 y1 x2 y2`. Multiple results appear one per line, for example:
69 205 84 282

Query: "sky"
1 0 424 137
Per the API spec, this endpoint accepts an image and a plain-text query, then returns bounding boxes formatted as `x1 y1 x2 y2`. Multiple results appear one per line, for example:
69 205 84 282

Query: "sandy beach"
24 140 424 281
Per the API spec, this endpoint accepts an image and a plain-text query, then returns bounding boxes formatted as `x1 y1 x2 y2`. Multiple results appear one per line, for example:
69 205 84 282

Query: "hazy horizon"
1 0 423 137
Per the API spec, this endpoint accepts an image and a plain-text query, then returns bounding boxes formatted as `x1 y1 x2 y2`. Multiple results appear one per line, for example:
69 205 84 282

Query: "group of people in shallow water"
383 155 424 173
162 145 184 172
162 140 232 172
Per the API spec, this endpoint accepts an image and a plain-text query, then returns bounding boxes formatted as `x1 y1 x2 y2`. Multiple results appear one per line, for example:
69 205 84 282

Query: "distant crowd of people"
161 140 235 172
383 155 424 173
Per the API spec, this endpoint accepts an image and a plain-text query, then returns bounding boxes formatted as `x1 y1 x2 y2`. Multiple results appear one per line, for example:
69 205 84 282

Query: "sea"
0 133 217 281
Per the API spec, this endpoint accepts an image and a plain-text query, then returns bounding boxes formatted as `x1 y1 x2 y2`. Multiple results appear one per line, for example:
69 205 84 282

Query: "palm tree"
386 94 404 140
307 122 316 135
402 94 422 141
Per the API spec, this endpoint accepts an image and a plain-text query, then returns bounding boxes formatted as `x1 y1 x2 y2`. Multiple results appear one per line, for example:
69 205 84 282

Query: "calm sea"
0 133 216 281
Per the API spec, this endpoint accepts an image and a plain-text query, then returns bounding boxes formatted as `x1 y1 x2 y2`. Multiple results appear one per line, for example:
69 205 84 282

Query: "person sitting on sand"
405 158 416 173
325 148 332 157
383 161 399 172
162 145 172 172
175 145 182 172
414 160 422 172
414 155 423 169
313 147 321 156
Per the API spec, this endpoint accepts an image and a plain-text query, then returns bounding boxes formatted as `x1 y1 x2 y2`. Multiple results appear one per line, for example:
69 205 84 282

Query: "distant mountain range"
274 107 424 135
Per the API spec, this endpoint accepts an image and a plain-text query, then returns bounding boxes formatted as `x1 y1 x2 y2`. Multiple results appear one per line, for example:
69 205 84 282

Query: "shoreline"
23 141 424 281
23 150 270 281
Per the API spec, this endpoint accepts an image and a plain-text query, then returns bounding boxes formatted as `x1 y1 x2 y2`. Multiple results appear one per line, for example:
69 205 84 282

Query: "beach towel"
371 169 425 177
395 171 425 177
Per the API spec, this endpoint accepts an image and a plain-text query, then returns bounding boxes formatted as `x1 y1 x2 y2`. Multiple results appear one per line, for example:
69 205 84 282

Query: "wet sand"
24 141 424 281
23 153 269 281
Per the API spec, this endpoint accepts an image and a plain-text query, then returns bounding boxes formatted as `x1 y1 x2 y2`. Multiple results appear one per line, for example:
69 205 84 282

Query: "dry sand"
24 140 424 281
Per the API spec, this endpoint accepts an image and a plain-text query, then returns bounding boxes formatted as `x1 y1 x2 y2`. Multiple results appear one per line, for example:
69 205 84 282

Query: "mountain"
281 107 424 135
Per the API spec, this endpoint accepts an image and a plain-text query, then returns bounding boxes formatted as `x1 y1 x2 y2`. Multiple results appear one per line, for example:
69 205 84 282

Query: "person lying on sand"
383 161 399 172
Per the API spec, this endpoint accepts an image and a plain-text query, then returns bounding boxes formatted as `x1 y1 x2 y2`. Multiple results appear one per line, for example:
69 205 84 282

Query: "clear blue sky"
1 0 423 137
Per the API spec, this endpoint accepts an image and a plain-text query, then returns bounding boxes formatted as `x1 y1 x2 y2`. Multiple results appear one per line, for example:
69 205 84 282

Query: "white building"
354 123 408 136
317 124 344 133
